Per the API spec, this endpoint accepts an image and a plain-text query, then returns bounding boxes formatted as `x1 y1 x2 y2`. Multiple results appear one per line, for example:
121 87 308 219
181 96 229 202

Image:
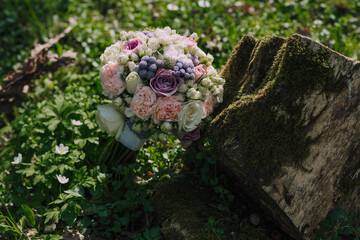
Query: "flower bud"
130 53 139 62
151 131 159 140
113 97 124 108
125 107 134 118
119 54 129 64
160 121 172 133
206 53 214 64
132 122 143 133
190 32 199 41
120 31 128 40
158 133 169 142
211 76 225 85
201 77 212 88
127 61 137 72
177 83 188 93
138 48 146 56
126 72 142 94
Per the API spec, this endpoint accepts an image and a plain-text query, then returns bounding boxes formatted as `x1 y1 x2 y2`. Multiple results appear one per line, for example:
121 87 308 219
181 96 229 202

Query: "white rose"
126 72 142 94
148 37 160 50
178 101 206 132
96 105 125 136
163 45 183 58
100 42 122 64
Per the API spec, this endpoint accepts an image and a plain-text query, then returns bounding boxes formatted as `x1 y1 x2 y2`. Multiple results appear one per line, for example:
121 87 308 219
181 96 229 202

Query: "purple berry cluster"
134 56 163 81
188 54 200 66
173 60 195 80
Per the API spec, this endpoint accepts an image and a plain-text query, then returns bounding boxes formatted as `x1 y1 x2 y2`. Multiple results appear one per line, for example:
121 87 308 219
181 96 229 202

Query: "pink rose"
153 94 183 124
194 64 207 83
124 38 144 54
182 36 197 49
100 62 126 98
130 84 157 120
202 93 214 116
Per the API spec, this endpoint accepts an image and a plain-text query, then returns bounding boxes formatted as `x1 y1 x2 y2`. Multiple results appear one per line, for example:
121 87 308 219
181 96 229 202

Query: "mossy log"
206 34 360 239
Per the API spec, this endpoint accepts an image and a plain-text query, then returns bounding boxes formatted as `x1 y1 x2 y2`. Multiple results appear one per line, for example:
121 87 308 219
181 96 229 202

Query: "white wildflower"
55 144 69 155
56 175 69 184
11 153 22 164
71 119 83 126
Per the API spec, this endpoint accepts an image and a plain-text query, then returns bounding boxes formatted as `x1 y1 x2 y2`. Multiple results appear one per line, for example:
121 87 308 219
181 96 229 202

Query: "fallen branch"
0 26 76 115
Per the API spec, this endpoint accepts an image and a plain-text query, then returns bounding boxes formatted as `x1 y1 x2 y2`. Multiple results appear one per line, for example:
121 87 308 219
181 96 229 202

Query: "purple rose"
150 69 184 97
124 38 143 54
173 126 201 148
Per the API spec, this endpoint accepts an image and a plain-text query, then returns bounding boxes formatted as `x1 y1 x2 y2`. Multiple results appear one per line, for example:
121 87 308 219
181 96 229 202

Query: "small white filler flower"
55 144 69 155
56 175 69 184
11 153 22 164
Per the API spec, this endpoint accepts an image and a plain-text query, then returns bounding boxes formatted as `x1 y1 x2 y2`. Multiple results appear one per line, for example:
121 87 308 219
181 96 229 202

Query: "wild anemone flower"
56 175 69 184
11 153 22 164
55 144 69 155
71 119 83 126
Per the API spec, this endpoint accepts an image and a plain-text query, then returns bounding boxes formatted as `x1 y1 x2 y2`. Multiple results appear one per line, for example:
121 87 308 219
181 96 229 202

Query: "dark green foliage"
316 208 360 240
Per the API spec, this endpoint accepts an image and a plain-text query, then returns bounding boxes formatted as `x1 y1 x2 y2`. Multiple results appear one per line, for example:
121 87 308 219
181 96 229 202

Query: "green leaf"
42 107 57 117
34 174 46 185
196 152 205 160
46 119 61 131
61 205 77 225
74 139 86 148
64 187 83 197
43 208 60 224
17 166 37 177
45 165 58 175
44 234 63 240
22 204 35 227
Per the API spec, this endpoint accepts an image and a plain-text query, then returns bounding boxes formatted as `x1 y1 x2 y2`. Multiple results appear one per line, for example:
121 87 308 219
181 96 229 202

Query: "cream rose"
96 105 125 137
100 62 126 98
130 84 157 120
178 101 206 132
148 37 160 50
126 72 142 94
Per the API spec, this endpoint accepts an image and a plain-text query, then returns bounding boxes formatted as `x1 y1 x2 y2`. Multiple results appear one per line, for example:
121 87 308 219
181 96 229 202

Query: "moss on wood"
209 34 343 181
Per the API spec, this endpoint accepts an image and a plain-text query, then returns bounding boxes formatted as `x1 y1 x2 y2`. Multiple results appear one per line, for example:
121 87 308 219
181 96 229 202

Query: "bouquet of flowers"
96 27 225 150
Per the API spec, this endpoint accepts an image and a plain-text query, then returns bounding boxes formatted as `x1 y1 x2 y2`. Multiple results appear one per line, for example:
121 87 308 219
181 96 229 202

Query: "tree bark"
205 34 360 239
